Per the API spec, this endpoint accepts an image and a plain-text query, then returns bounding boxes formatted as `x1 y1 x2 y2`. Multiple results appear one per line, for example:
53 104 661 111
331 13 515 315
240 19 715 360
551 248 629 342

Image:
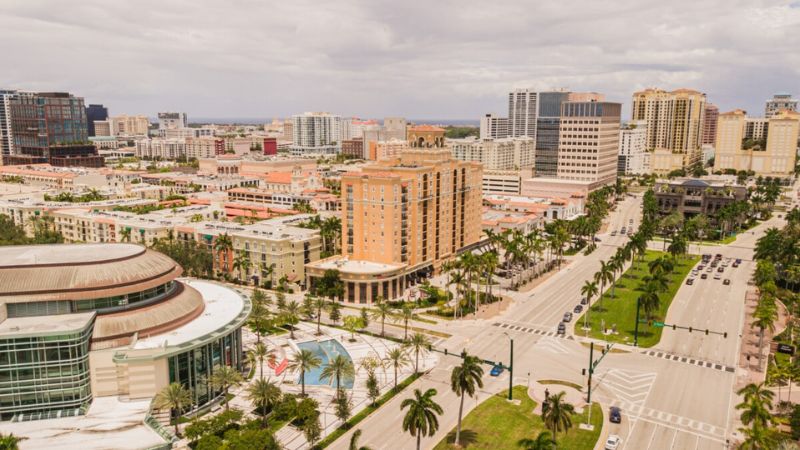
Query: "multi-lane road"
330 186 797 450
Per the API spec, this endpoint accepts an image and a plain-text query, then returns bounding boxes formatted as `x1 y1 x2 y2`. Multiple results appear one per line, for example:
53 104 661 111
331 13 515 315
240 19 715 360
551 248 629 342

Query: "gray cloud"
1 0 798 120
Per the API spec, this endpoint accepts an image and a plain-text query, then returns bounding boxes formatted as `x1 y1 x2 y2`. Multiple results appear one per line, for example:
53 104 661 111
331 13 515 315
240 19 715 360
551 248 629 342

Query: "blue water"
296 339 355 389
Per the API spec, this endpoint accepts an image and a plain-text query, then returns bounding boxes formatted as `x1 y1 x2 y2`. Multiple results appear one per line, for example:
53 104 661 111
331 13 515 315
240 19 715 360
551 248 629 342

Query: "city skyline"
1 1 799 120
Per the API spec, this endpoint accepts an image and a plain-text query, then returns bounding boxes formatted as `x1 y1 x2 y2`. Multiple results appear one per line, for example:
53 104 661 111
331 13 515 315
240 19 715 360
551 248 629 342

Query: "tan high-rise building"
632 88 706 173
714 109 799 176
702 103 719 145
110 114 150 136
557 101 621 187
306 149 483 304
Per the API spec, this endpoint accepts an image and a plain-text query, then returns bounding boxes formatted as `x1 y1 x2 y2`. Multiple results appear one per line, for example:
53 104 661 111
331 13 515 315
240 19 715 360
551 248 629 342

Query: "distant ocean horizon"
189 117 480 127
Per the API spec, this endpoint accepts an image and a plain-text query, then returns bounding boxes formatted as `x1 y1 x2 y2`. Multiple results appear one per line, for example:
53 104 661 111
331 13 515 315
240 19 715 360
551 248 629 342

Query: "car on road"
724 279 731 285
732 262 739 268
490 365 504 376
574 304 583 313
714 273 722 280
557 322 566 335
581 297 589 305
610 231 617 236
605 435 622 450
735 258 742 264
563 312 573 322
701 273 708 279
686 278 694 285
609 406 622 423
698 264 705 270
706 267 713 273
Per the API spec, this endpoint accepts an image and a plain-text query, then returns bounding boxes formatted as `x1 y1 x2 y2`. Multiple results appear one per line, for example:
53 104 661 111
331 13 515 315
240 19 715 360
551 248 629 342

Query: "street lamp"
503 332 514 401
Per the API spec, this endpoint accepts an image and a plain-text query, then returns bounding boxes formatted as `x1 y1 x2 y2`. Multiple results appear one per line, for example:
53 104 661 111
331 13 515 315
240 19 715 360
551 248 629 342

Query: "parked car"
574 304 583 313
557 322 566 335
735 258 742 264
686 278 694 285
611 231 617 236
701 273 708 279
490 365 504 376
717 267 725 273
723 279 731 285
698 265 705 270
609 406 622 423
563 312 573 322
581 297 589 305
714 273 722 280
605 435 622 450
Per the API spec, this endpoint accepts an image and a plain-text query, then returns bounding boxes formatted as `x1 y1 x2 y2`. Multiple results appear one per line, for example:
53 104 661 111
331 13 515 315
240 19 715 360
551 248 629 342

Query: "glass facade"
7 281 177 318
0 324 94 420
167 328 242 407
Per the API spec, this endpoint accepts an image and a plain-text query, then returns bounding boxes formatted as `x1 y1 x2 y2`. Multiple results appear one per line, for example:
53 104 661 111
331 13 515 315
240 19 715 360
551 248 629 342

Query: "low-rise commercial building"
654 178 747 219
448 137 535 170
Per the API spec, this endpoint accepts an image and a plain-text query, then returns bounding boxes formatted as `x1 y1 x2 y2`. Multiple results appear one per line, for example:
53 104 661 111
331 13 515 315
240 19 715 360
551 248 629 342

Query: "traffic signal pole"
634 298 641 347
587 342 594 403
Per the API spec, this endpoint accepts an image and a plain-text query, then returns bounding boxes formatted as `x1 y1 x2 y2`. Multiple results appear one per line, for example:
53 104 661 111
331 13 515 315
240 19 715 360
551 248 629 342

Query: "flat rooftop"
0 243 143 268
133 279 245 349
0 312 95 338
0 396 165 450
308 257 406 275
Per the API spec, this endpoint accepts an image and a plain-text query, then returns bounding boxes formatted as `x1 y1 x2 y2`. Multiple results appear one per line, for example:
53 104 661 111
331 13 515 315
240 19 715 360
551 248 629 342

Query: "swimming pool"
295 339 355 389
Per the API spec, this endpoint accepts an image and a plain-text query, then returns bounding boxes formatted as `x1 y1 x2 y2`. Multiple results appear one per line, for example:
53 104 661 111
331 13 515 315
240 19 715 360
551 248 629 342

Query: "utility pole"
508 337 514 401
587 342 594 403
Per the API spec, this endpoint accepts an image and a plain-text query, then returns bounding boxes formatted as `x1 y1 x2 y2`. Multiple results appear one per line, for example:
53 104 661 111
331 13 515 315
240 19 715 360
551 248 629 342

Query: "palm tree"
250 341 275 381
153 382 193 437
384 347 410 389
247 378 282 428
450 354 484 446
214 233 234 274
406 332 430 374
517 431 556 450
313 296 326 334
737 382 774 429
753 298 778 369
232 252 251 282
371 301 393 336
397 305 414 341
282 300 302 339
120 227 132 243
349 429 374 450
209 366 244 411
581 280 598 331
638 282 661 321
595 260 613 310
401 388 444 450
540 391 575 444
320 354 355 400
288 349 322 397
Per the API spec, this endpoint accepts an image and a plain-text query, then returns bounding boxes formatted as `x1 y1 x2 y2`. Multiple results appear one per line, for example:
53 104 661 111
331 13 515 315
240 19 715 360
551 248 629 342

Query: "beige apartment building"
557 101 621 186
632 88 706 173
713 109 799 176
110 114 150 136
306 149 483 304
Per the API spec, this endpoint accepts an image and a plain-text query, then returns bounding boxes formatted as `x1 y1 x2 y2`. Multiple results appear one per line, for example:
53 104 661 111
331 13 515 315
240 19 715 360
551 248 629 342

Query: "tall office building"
85 104 108 137
618 121 650 175
7 92 103 167
714 109 799 176
479 114 509 139
306 150 483 304
110 115 150 136
290 112 342 155
557 101 621 186
534 91 571 177
765 93 798 118
702 103 719 145
157 112 188 131
508 89 538 138
631 88 706 173
0 90 17 164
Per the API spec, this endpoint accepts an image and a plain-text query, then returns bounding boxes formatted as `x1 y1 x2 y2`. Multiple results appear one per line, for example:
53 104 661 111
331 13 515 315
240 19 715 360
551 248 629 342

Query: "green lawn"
434 386 602 450
574 250 700 348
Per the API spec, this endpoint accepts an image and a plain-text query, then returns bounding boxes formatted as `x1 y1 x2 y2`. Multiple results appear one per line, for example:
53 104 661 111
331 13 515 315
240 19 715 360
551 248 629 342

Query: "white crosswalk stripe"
534 336 571 354
594 368 656 408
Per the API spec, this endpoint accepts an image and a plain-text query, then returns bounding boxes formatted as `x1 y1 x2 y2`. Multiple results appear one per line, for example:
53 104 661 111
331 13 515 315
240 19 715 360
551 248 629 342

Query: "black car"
686 278 694 285
609 406 622 423
574 304 583 314
581 297 589 305
717 267 725 273
723 279 731 285
557 322 566 335
701 273 708 279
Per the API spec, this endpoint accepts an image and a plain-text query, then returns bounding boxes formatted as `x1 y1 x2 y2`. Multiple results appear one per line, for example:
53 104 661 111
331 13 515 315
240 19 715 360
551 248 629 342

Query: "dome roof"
0 244 182 302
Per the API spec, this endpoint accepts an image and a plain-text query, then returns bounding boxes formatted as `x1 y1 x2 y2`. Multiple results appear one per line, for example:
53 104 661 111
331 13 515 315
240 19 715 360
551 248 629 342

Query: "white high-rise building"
448 137 534 170
617 121 650 175
557 101 621 186
479 114 509 139
0 90 18 163
158 112 188 131
508 89 538 138
765 93 798 118
111 115 151 136
290 112 342 155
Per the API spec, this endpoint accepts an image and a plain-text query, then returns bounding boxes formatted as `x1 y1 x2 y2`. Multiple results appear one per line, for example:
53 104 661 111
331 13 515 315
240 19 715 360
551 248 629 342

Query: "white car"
605 435 622 450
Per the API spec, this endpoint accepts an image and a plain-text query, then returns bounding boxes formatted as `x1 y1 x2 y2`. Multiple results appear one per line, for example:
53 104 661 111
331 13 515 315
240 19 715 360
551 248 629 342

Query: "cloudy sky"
1 0 799 122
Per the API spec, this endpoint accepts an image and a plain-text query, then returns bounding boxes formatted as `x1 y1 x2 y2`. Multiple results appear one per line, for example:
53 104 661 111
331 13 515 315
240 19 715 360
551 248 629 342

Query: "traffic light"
582 368 586 376
444 348 448 356
427 344 433 351
689 327 693 333
672 324 676 330
724 332 728 338
705 329 709 335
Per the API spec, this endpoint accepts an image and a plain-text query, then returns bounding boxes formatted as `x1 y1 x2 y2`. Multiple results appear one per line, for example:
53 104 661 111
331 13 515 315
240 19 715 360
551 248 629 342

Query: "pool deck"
222 322 439 450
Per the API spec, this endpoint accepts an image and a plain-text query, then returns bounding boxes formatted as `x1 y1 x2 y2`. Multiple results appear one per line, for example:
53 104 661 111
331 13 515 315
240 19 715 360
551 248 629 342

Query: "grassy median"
574 250 699 348
434 386 602 450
